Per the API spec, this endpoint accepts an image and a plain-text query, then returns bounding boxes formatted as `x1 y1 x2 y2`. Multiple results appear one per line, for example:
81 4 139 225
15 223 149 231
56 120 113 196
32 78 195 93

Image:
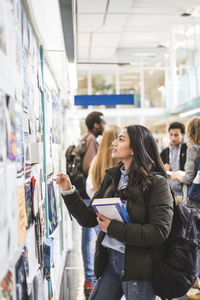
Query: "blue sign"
74 94 134 106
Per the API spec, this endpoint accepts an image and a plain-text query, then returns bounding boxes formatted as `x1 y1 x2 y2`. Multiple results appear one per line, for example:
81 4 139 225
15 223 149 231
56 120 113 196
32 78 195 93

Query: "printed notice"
17 185 27 245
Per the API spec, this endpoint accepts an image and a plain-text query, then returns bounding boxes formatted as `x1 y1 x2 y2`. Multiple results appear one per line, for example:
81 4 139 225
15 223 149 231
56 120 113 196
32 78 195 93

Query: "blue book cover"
92 197 131 224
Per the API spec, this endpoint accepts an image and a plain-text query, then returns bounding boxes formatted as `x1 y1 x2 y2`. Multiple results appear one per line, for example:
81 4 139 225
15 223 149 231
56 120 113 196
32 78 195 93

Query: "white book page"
96 205 123 222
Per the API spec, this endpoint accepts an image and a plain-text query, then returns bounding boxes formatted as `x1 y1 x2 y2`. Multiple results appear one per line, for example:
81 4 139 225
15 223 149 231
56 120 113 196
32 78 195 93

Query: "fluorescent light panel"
179 108 200 118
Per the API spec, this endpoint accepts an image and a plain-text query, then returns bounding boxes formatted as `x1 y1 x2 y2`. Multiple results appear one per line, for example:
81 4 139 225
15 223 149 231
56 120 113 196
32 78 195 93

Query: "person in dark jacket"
55 125 174 300
160 122 187 204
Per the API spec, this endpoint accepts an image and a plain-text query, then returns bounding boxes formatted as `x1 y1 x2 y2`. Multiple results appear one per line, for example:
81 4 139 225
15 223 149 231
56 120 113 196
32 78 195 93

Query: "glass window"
92 73 115 95
119 71 140 107
77 71 87 95
144 70 165 107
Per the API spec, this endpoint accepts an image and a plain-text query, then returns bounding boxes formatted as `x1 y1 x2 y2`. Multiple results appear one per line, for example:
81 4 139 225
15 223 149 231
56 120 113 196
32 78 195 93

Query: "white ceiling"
76 0 200 64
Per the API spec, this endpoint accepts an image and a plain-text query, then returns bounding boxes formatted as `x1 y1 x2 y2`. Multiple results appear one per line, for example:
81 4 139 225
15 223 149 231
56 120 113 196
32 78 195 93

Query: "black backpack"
65 137 88 199
145 187 200 300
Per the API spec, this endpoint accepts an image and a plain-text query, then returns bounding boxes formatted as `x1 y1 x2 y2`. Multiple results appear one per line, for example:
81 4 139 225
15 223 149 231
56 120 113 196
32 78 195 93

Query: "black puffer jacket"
62 164 174 281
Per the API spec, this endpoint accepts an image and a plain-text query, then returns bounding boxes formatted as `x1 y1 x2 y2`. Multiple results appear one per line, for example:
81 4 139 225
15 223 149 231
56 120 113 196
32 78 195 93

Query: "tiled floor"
65 219 85 300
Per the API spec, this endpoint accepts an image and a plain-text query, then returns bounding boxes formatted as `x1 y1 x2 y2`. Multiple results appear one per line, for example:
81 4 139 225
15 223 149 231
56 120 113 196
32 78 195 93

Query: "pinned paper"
17 185 27 246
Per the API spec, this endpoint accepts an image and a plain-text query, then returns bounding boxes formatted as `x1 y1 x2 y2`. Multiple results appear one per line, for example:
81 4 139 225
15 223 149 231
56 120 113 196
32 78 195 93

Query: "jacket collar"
105 162 124 187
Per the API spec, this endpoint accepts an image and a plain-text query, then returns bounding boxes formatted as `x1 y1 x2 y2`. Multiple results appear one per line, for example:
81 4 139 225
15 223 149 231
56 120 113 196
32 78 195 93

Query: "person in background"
160 122 187 204
86 125 121 199
84 125 120 297
55 125 174 300
171 118 200 300
81 111 106 297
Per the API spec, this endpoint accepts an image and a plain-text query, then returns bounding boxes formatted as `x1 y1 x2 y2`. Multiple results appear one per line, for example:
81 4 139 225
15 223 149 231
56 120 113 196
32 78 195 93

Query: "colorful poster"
47 181 58 235
15 104 24 178
15 247 29 300
24 180 33 228
24 131 31 181
35 212 43 267
17 185 27 246
0 270 13 300
5 96 16 161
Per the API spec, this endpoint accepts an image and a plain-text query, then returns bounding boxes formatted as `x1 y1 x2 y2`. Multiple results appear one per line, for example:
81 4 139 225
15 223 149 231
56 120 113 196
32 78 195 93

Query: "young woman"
55 125 174 300
86 125 120 199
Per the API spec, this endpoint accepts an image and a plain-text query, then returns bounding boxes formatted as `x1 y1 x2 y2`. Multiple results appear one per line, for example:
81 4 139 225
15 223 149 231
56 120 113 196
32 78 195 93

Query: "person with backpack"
160 122 187 204
55 125 174 300
66 111 105 297
171 117 200 300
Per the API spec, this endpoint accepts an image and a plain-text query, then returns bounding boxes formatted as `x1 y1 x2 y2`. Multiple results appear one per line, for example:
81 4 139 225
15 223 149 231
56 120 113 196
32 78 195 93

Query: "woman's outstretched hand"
53 173 72 191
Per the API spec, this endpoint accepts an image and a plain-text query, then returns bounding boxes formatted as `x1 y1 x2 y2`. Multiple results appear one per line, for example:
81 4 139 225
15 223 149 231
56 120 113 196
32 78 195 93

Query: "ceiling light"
179 108 200 118
180 12 191 17
156 62 162 67
134 53 156 57
157 44 166 48
158 85 165 93
149 70 155 75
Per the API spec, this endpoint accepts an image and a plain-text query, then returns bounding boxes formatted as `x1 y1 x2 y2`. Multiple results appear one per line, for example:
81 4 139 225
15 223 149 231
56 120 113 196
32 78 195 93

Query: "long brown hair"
91 125 121 191
118 125 167 199
187 118 200 145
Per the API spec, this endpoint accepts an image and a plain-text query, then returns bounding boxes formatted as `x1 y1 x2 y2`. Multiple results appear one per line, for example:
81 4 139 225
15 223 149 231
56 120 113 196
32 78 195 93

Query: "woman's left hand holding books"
96 213 111 233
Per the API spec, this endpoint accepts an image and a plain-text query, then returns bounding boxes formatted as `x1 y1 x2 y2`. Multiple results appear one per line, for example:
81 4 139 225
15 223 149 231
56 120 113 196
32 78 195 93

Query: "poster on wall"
52 95 60 144
15 247 29 300
22 53 29 113
6 164 18 261
35 211 43 267
24 180 33 228
17 185 27 246
23 113 31 180
22 11 29 54
0 93 6 162
16 103 24 178
0 167 9 282
45 92 53 174
26 225 40 284
15 29 22 93
5 96 16 162
47 180 58 235
0 0 8 92
0 270 13 300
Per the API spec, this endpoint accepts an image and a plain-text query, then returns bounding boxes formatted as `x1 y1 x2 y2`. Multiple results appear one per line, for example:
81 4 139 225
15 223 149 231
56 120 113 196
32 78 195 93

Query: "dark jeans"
89 249 156 300
82 199 100 284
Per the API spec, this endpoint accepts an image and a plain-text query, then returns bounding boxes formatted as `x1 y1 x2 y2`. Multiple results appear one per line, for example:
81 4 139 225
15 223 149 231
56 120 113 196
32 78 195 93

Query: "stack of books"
92 197 131 224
